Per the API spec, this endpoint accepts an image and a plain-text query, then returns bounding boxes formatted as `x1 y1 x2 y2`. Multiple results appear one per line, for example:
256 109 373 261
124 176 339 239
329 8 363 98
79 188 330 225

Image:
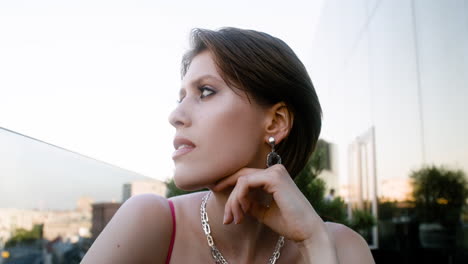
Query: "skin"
81 50 375 263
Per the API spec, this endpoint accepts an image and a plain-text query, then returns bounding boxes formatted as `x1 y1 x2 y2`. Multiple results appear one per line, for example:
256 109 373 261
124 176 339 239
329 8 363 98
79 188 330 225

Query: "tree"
5 224 43 248
348 209 377 233
410 165 468 226
294 139 378 233
294 139 348 224
294 139 328 202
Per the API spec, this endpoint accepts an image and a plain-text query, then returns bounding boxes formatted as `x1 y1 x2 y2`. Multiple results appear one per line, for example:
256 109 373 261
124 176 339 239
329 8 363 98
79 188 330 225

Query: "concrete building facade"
122 180 167 202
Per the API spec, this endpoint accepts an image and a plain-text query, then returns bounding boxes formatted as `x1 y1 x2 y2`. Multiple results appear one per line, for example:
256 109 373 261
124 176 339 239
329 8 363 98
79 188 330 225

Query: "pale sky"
2 1 467 210
0 0 325 182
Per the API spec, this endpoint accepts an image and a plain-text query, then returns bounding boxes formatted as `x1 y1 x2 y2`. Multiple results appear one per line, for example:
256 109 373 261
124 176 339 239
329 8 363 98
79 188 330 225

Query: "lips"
173 137 196 150
172 137 196 159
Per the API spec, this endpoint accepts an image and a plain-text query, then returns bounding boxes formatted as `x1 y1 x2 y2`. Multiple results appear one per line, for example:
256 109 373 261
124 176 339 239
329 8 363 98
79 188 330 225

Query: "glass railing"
0 127 166 264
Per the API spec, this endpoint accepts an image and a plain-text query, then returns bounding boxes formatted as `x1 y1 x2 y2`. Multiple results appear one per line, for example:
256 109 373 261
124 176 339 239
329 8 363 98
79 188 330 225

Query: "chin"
172 157 247 191
173 171 209 191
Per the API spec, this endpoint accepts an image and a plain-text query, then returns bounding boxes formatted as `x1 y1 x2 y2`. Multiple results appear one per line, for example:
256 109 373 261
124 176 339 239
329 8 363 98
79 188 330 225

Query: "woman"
81 27 375 263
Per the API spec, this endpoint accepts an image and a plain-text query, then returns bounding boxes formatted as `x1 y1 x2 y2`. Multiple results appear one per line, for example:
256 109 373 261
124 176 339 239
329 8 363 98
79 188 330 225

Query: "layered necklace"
200 191 285 264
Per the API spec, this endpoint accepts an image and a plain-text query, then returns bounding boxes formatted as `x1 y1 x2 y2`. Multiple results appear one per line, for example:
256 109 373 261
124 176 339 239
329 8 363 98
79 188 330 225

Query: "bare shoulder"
325 222 375 264
81 194 173 264
165 191 208 225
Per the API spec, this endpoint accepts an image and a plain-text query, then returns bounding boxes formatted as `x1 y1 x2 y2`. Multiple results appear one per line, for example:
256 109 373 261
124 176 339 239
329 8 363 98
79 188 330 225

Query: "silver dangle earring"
266 136 282 167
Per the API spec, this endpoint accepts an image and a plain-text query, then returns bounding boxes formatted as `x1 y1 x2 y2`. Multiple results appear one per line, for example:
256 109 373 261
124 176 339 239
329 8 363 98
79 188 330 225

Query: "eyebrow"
178 74 224 97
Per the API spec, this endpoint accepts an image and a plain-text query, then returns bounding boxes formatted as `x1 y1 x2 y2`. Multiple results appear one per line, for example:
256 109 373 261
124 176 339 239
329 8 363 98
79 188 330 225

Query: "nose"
168 102 191 129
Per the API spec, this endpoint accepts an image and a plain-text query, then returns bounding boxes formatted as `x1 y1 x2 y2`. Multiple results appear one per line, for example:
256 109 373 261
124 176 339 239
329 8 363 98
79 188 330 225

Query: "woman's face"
169 50 269 190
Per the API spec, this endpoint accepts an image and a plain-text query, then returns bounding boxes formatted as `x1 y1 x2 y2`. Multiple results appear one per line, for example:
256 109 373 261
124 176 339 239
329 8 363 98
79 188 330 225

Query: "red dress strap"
165 199 176 264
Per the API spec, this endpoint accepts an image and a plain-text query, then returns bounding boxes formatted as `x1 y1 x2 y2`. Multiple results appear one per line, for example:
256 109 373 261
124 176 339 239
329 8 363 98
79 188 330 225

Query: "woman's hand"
212 164 323 243
212 164 378 264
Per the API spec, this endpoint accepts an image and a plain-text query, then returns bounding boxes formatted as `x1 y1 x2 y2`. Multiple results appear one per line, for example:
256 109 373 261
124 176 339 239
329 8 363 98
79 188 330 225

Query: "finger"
234 185 252 221
243 165 292 195
239 194 251 214
212 168 260 192
236 173 275 198
228 185 245 224
223 198 234 224
235 176 254 213
231 196 244 224
232 170 286 222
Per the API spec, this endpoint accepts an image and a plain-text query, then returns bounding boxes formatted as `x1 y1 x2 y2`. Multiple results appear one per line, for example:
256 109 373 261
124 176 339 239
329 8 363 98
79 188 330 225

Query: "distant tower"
76 196 94 212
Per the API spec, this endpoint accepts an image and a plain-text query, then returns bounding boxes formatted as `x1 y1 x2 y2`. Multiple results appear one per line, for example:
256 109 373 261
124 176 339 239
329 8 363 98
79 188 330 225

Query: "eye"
199 86 215 99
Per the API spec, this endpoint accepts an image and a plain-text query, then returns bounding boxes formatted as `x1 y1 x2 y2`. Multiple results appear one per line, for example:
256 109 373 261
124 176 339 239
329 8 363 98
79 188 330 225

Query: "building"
0 202 92 246
91 202 121 240
42 210 92 242
311 0 468 248
76 197 94 213
122 180 167 202
0 208 45 246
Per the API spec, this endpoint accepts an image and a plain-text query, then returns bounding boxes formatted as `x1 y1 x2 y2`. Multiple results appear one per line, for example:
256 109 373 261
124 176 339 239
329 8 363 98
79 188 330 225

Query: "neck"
202 188 280 261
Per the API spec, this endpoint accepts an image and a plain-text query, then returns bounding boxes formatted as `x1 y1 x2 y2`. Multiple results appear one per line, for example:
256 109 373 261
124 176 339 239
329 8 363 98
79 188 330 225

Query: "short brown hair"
181 27 322 178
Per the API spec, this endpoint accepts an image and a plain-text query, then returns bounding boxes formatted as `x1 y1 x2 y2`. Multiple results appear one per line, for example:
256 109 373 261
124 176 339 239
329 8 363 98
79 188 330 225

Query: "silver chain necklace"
200 191 285 264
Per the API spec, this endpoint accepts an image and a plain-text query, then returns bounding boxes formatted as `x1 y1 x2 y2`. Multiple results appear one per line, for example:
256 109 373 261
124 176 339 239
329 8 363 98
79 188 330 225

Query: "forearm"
296 227 339 264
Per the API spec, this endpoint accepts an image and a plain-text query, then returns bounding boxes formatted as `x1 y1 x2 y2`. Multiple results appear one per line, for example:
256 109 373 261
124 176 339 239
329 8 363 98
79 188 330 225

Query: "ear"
264 102 294 144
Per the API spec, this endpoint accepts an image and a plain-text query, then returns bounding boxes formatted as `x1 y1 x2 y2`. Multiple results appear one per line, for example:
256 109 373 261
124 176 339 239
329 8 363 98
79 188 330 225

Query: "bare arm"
296 223 339 264
332 223 375 264
296 222 374 264
81 194 173 264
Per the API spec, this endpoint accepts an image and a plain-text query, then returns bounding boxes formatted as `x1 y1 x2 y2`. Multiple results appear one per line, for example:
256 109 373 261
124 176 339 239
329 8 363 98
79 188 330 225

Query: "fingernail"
223 214 227 224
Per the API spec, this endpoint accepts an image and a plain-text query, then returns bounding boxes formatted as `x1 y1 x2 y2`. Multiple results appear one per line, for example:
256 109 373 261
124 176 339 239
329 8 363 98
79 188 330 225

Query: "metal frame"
348 126 379 249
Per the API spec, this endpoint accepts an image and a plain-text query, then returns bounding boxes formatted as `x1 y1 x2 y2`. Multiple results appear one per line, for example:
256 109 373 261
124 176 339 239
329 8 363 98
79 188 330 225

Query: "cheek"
203 100 264 163
173 100 265 190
